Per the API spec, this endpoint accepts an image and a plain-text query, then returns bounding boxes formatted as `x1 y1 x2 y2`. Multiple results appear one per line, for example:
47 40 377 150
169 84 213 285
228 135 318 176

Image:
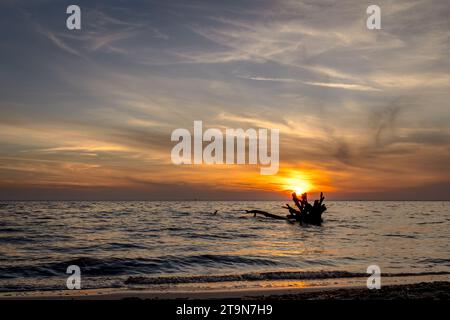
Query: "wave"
419 258 450 266
125 270 450 285
0 254 280 279
383 233 418 239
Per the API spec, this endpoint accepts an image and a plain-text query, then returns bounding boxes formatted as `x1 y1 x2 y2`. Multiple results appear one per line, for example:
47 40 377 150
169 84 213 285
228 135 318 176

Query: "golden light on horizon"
283 175 313 195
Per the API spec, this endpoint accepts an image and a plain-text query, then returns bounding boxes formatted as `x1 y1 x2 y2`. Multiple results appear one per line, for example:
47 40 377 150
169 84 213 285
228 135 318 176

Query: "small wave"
0 257 156 279
383 233 418 239
0 227 24 233
418 258 450 266
0 236 36 244
175 212 190 216
185 233 258 240
177 254 279 267
165 227 190 232
101 242 147 250
125 270 450 285
416 221 444 225
0 254 280 279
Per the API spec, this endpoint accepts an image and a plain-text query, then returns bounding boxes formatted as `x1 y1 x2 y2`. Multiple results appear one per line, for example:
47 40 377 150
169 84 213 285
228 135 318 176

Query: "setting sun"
284 176 312 195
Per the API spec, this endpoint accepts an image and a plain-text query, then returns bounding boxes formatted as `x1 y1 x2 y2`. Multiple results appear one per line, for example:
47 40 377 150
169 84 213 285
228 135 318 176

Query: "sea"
0 201 449 292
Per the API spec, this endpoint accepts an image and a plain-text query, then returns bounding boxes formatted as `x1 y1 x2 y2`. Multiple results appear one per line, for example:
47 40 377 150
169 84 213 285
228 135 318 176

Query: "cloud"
237 75 298 82
1 0 450 199
41 30 82 57
303 81 381 91
370 73 450 89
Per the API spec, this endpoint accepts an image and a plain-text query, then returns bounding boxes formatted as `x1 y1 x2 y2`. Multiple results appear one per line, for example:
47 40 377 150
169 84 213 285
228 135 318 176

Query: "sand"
248 281 450 300
1 281 449 300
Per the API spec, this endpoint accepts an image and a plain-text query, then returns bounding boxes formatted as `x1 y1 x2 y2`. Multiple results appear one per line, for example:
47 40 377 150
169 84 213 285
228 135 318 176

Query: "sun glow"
284 176 312 195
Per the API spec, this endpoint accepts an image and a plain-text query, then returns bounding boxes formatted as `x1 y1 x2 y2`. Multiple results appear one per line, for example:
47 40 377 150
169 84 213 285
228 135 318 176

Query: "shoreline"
259 281 450 300
1 278 449 300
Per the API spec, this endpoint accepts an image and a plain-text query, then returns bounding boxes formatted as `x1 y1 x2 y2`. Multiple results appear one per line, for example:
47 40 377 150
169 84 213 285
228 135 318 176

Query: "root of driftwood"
245 210 287 220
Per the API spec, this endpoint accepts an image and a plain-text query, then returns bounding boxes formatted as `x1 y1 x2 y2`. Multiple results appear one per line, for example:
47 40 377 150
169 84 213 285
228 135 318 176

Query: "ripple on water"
0 201 449 291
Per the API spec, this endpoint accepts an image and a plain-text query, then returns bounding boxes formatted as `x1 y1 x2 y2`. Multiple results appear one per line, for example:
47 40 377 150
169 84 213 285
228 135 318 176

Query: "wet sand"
248 281 450 300
1 281 449 300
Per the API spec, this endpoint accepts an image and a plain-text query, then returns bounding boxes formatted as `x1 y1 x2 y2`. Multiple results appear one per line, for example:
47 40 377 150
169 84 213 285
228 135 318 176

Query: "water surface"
0 201 449 291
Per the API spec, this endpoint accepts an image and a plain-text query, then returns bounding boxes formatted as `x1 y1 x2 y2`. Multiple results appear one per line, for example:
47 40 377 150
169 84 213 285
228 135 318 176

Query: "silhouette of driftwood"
245 210 287 220
246 192 327 226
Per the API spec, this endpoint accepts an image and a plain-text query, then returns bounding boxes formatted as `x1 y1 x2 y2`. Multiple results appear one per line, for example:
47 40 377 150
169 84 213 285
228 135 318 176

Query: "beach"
1 281 449 300
2 270 449 300
255 281 450 300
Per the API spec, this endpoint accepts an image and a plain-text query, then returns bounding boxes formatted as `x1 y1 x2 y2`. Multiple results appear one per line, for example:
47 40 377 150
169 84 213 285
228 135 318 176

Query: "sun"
284 176 312 195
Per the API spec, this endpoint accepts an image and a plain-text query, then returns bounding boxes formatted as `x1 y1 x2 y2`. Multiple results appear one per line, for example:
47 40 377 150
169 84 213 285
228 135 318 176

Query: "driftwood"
246 192 327 226
245 210 287 220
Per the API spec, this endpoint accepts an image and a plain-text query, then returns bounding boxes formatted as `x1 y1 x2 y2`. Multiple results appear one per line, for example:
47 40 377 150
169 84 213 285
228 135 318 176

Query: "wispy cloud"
238 75 381 91
303 81 381 92
41 30 82 57
237 75 298 82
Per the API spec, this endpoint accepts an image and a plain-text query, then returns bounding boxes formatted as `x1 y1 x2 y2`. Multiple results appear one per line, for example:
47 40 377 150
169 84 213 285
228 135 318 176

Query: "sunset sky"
0 0 449 200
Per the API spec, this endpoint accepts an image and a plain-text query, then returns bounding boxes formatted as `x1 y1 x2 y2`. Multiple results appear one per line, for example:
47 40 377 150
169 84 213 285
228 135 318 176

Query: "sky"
0 0 449 200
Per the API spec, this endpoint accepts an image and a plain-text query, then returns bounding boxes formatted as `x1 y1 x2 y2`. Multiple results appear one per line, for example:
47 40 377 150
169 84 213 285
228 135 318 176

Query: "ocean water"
0 201 449 292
